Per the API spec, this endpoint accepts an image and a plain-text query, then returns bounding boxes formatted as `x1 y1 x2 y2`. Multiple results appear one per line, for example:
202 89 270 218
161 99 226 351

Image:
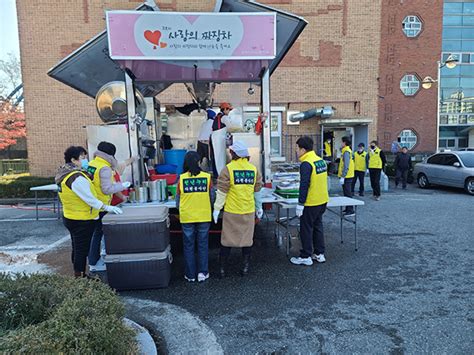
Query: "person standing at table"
338 136 355 217
368 140 387 201
55 146 122 278
352 143 367 197
176 151 213 283
213 141 263 277
86 142 131 272
290 136 329 266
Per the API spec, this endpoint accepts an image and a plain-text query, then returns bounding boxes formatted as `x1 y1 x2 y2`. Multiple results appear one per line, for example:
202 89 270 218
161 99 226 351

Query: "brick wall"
18 0 382 176
377 0 443 153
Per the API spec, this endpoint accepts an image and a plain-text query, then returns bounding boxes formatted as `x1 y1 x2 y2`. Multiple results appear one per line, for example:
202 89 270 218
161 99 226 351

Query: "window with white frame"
398 129 418 150
402 15 423 37
400 74 420 96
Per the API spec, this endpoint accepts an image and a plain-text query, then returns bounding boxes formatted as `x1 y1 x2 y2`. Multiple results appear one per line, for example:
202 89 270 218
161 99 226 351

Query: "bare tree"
0 53 21 99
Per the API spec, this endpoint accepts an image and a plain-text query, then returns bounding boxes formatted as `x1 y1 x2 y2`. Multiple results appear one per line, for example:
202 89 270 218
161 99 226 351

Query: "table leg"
56 192 61 220
340 206 343 244
354 205 358 251
35 191 38 221
286 208 290 256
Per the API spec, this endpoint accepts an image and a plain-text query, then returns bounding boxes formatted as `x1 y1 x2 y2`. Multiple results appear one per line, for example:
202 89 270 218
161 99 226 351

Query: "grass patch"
0 273 137 354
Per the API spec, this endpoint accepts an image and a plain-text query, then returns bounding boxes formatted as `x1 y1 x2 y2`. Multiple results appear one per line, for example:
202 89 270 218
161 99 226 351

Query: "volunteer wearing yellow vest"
368 140 387 201
351 142 368 196
213 141 263 277
177 151 213 283
324 139 332 160
86 142 131 272
290 136 329 266
337 136 355 216
55 146 122 278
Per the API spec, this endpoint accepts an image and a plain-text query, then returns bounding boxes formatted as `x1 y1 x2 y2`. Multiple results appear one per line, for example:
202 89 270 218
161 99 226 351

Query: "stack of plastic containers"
102 205 172 290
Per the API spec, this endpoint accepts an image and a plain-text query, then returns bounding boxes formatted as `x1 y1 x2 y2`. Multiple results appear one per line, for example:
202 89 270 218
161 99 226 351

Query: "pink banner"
106 11 276 60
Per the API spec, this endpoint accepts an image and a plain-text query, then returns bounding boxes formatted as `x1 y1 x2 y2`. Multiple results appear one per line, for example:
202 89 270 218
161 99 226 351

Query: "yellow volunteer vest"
225 158 257 214
299 151 329 207
179 171 212 223
86 156 114 205
324 141 332 157
59 171 100 220
368 147 383 169
354 151 367 172
338 146 355 178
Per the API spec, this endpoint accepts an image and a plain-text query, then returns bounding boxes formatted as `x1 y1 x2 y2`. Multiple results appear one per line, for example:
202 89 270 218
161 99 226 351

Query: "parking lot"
1 183 473 353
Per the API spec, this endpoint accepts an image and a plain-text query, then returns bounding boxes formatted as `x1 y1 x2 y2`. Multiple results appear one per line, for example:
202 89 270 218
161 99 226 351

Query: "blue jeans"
88 212 106 266
182 222 210 279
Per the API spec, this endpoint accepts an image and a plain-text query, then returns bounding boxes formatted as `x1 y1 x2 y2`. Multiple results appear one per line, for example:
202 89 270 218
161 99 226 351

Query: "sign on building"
106 11 276 60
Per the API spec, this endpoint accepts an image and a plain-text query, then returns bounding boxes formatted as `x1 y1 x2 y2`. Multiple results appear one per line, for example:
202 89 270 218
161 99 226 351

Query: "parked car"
414 151 474 195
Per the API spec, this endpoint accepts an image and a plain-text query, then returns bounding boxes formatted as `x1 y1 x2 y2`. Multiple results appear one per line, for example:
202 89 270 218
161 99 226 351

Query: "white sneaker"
89 257 106 272
197 273 209 282
184 275 195 282
311 254 326 263
290 257 313 266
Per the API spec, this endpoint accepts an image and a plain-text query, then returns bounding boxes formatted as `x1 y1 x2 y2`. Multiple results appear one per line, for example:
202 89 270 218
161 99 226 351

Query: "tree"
0 53 21 99
0 99 25 150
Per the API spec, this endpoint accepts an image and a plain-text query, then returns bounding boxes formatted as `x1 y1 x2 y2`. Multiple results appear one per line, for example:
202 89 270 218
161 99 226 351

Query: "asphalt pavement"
1 184 473 353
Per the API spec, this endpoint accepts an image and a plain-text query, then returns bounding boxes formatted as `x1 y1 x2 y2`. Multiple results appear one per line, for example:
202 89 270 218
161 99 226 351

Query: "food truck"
48 0 308 289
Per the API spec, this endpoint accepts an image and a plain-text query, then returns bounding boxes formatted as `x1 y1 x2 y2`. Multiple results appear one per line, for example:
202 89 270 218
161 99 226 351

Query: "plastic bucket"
155 164 177 174
163 149 186 175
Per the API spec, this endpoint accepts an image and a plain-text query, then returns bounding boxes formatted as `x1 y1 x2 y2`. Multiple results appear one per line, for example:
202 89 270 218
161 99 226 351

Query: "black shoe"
359 192 364 196
219 256 228 278
240 255 250 276
343 210 355 217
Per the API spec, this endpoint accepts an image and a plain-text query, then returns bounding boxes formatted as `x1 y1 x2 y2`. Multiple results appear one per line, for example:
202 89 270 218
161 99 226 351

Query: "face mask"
81 159 89 169
370 145 375 149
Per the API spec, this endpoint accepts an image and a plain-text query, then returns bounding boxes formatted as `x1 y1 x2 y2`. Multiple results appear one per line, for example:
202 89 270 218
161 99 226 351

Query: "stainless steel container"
137 186 148 203
159 180 167 201
149 180 159 201
129 189 136 203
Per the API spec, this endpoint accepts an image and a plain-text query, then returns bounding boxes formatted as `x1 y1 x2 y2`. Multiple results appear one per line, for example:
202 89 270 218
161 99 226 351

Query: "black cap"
97 141 116 156
358 143 365 147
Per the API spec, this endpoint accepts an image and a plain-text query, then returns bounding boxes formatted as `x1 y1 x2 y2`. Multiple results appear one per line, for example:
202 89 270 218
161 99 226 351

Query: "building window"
398 129 417 150
400 74 420 96
402 15 422 37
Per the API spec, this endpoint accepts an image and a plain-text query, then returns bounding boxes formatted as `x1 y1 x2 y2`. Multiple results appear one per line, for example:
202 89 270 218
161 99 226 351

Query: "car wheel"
465 177 474 196
417 173 430 189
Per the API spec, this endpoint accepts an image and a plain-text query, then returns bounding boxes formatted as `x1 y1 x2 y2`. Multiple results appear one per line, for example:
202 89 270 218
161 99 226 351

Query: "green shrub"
0 273 137 354
0 174 55 198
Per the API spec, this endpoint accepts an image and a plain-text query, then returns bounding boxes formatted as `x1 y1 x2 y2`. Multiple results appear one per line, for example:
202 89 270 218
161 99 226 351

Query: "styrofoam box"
104 246 172 290
102 205 170 254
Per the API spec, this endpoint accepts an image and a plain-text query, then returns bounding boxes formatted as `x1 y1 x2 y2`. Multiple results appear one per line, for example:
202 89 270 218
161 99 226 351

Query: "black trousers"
351 170 365 194
369 168 382 197
197 141 209 162
63 217 98 273
395 168 408 188
299 204 327 258
343 178 354 213
220 246 251 257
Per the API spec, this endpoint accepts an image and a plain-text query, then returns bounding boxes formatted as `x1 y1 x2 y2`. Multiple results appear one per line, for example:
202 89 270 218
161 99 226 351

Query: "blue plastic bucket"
155 164 177 174
163 149 187 175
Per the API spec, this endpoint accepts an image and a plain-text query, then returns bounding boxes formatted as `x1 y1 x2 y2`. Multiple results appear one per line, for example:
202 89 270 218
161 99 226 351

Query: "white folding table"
29 184 60 220
269 195 365 254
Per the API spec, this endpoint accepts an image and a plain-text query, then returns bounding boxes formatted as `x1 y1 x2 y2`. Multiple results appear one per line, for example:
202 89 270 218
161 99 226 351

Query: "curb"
123 318 158 355
124 297 224 354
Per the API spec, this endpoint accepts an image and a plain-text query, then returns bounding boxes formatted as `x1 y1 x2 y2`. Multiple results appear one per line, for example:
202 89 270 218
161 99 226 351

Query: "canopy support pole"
125 72 142 186
261 68 272 184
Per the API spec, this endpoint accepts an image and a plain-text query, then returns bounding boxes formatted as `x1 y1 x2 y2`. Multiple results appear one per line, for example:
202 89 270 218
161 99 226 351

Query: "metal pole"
340 206 343 244
261 69 272 184
354 205 358 251
125 72 141 186
436 61 441 153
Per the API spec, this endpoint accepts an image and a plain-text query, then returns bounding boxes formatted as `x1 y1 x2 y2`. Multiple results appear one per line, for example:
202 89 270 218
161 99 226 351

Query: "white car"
413 151 474 195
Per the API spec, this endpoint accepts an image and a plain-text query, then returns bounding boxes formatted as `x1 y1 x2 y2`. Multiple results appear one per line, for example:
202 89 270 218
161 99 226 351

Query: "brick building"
17 0 442 177
378 0 443 153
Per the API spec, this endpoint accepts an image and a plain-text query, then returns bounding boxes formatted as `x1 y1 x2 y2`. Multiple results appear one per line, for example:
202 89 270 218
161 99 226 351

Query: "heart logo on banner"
144 30 165 49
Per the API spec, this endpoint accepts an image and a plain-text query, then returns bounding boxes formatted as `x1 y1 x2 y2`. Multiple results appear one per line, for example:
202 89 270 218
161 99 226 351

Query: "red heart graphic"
160 42 167 48
144 30 161 46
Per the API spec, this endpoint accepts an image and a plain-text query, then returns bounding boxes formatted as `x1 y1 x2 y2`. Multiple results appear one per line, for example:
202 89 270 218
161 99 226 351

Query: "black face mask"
370 145 375 149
